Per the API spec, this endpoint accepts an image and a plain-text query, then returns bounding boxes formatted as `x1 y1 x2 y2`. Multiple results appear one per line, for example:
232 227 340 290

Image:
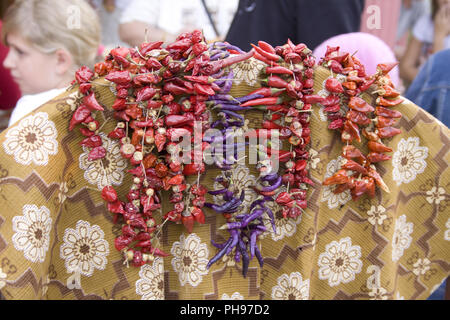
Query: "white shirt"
8 88 66 127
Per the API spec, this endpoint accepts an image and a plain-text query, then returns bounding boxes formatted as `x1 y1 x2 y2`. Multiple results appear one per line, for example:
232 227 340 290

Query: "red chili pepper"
346 110 371 126
359 78 376 92
325 78 344 93
368 166 390 192
166 38 192 51
88 146 106 161
108 127 126 140
183 163 205 176
323 169 350 186
125 103 142 119
376 127 402 138
110 47 131 67
368 141 393 153
194 83 215 96
341 158 368 175
241 96 283 107
112 98 127 111
251 43 282 62
75 66 94 84
328 59 344 73
184 75 214 84
367 152 392 163
83 92 104 111
328 118 344 130
140 41 164 55
376 96 404 107
253 51 278 66
342 81 357 90
303 95 326 104
165 113 194 127
154 134 166 152
261 75 290 89
164 82 192 95
324 104 341 113
81 135 103 148
342 120 361 143
136 86 157 102
105 70 132 84
102 186 118 203
375 106 402 118
168 174 184 186
375 85 400 98
348 96 375 113
166 128 192 142
249 87 285 97
374 116 398 128
362 128 379 142
69 105 91 131
376 62 398 75
258 40 276 54
265 66 293 75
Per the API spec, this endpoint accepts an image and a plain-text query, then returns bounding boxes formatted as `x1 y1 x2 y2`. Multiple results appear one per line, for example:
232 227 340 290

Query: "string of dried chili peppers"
70 30 255 268
318 46 402 200
204 39 316 277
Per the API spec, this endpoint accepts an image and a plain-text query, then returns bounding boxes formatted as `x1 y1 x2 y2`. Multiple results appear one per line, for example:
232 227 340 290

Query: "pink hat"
313 32 400 87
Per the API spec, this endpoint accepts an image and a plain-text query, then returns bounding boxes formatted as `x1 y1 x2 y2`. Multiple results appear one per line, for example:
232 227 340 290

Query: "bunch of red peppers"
318 46 403 200
69 29 403 276
70 30 254 267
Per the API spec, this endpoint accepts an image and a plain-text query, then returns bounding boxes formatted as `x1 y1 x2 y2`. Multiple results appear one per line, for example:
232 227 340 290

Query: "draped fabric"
0 63 448 300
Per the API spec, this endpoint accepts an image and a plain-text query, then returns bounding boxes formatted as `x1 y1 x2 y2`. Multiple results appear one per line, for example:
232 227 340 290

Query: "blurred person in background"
405 48 450 127
400 0 450 85
90 0 238 49
225 0 365 51
2 0 101 127
0 1 21 132
314 32 400 87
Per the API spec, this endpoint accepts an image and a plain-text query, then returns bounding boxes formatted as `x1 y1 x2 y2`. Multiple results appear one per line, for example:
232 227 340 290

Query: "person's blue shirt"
406 49 450 128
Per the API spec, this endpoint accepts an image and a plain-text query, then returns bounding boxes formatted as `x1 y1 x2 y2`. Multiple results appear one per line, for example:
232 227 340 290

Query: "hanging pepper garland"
69 30 401 277
318 46 403 200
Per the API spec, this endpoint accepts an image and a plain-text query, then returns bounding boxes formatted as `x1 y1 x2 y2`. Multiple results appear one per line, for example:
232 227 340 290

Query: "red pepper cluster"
249 40 315 218
70 30 255 267
319 46 403 200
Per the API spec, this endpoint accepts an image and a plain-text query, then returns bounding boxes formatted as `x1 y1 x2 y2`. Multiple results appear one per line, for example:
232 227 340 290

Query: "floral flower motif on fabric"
368 287 389 300
426 186 446 205
321 157 351 209
136 257 165 300
12 204 52 263
3 112 58 166
308 149 321 170
392 137 428 186
318 237 363 287
221 292 244 300
0 268 7 289
171 233 209 287
412 258 431 276
213 165 257 215
445 218 450 241
79 133 127 190
271 272 310 300
230 57 265 87
392 215 413 262
60 220 109 277
367 205 388 226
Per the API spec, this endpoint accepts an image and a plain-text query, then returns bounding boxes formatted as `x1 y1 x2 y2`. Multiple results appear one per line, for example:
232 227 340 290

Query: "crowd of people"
0 0 448 300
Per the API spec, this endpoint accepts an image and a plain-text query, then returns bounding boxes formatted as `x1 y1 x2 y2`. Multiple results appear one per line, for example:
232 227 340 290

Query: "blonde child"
2 0 101 126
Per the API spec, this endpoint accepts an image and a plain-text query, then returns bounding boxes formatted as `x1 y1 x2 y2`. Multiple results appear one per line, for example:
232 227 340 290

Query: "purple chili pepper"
207 237 233 269
222 70 234 94
208 188 228 196
222 110 245 121
254 245 264 267
211 52 230 61
236 93 264 104
225 229 240 256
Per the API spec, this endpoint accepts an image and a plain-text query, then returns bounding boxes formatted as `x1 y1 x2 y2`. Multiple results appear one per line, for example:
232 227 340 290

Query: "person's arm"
118 0 175 47
400 36 423 84
119 22 173 47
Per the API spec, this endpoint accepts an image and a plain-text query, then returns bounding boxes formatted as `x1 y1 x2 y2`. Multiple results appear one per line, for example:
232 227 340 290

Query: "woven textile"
0 63 448 300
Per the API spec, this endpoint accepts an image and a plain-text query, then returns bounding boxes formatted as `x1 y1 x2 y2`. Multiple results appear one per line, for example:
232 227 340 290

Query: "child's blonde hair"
2 0 101 69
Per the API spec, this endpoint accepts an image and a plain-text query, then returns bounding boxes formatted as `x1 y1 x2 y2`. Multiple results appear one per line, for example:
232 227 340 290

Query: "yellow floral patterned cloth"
0 64 448 300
